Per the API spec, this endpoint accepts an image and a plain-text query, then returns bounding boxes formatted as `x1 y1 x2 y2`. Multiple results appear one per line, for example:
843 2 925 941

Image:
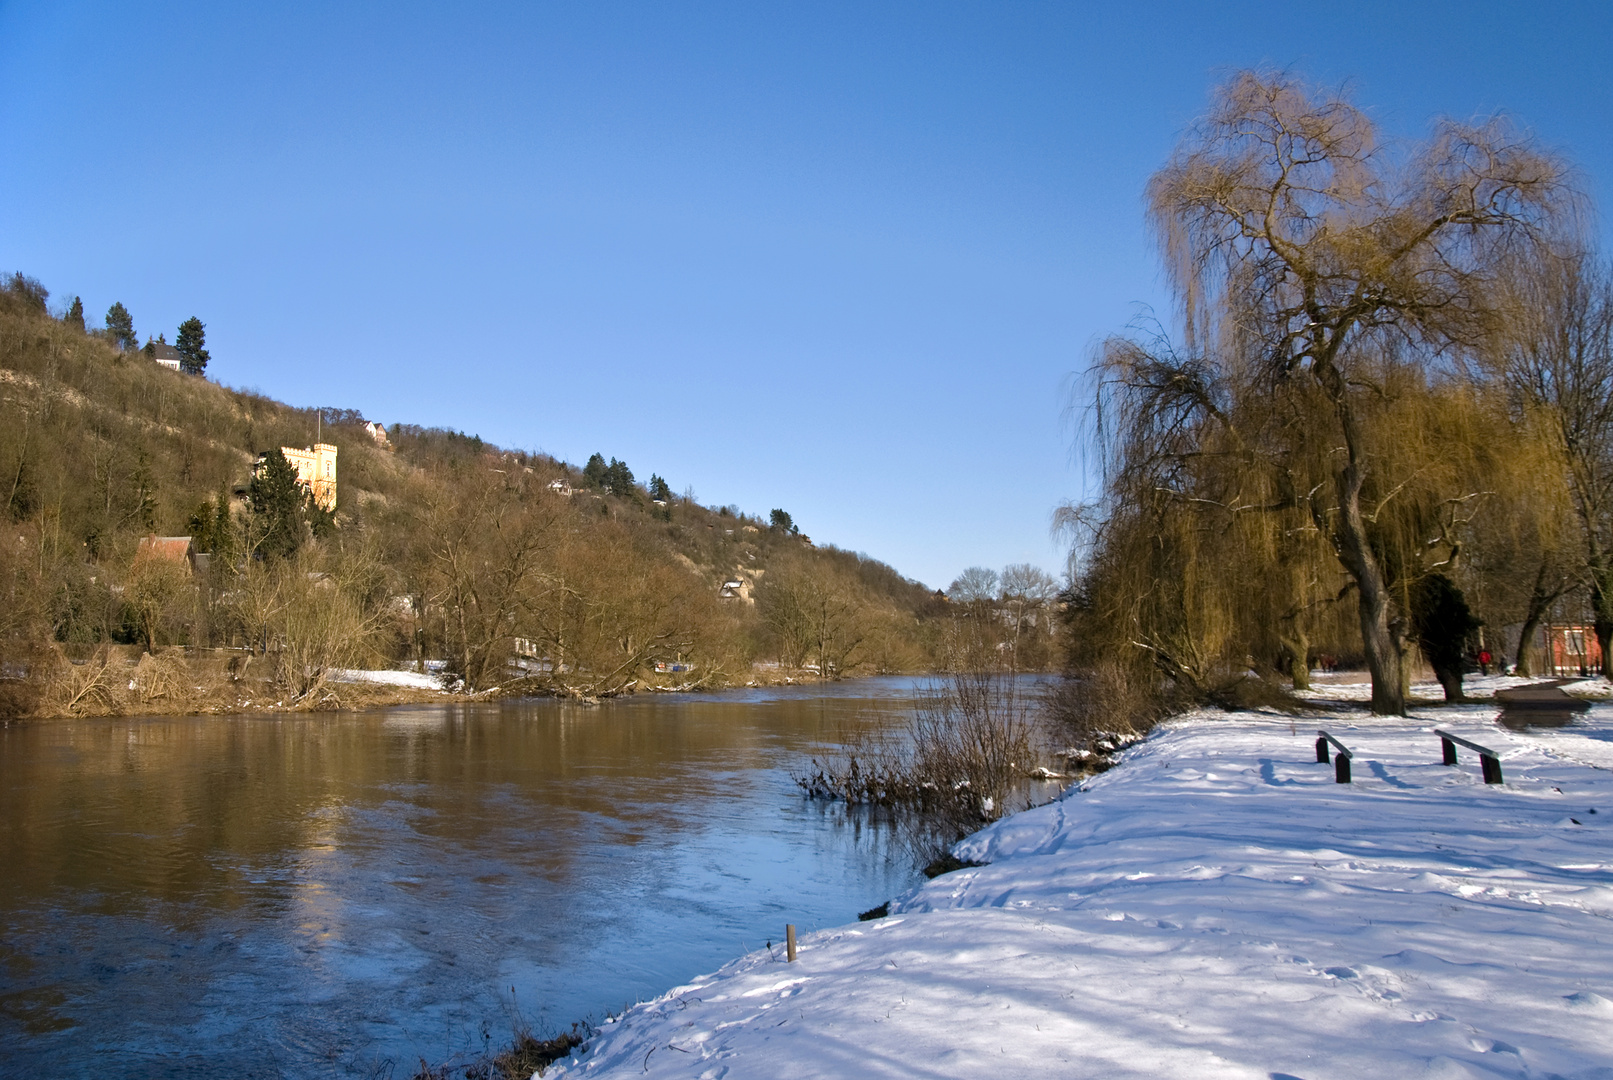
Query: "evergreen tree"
649 474 672 502
212 485 235 564
64 296 85 332
175 317 210 375
105 302 137 350
187 500 215 551
187 485 236 559
583 453 608 489
1412 573 1483 703
769 508 797 534
248 449 307 562
604 458 634 495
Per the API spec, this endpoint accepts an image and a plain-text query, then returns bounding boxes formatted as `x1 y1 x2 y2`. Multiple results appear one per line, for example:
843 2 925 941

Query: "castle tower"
279 443 338 511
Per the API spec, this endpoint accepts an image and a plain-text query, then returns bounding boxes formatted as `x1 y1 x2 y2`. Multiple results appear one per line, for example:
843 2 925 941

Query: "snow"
330 667 446 690
548 684 1613 1079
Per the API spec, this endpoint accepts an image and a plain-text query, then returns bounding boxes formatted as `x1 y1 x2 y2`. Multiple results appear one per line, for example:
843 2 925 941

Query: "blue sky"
2 2 1609 589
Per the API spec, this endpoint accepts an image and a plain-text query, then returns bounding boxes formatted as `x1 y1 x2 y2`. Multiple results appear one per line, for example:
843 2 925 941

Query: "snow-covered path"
551 693 1613 1079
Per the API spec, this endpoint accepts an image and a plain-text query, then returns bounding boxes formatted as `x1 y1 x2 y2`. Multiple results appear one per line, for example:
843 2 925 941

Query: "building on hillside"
362 421 390 448
257 443 338 511
135 535 199 571
149 342 183 372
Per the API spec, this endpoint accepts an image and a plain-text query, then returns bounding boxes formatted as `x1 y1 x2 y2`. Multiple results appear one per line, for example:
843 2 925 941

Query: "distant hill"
0 273 954 710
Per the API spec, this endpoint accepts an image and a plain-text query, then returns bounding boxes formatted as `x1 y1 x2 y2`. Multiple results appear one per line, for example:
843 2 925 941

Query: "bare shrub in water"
797 641 1046 850
908 665 1037 822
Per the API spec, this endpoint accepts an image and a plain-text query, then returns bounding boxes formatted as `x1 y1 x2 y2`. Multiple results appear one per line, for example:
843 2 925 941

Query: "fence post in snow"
1434 729 1504 784
1316 731 1352 784
786 924 797 962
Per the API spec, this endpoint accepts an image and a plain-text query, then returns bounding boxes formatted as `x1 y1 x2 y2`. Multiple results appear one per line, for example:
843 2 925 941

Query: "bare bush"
798 647 1049 853
38 645 122 716
130 649 201 706
270 554 385 703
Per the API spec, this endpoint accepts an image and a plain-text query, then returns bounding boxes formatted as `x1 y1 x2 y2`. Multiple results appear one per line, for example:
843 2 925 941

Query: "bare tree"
425 469 556 690
1495 251 1613 674
946 566 999 606
758 556 867 677
123 551 194 653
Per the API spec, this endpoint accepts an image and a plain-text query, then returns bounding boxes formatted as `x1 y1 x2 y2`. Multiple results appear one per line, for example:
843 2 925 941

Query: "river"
0 678 933 1078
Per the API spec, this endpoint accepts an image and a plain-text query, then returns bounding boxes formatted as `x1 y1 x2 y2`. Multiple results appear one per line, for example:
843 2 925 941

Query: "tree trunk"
1331 458 1405 713
1432 661 1464 703
1514 562 1560 677
1592 558 1613 679
1316 356 1405 714
1279 627 1310 690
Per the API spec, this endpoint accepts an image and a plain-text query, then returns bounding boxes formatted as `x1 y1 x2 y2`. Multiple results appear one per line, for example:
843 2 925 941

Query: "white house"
149 342 182 371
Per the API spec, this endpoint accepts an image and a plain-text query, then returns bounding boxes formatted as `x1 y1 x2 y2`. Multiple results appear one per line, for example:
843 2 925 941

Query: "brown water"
0 679 932 1078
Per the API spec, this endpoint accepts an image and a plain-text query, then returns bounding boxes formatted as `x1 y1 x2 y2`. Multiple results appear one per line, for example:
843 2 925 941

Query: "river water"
0 678 932 1078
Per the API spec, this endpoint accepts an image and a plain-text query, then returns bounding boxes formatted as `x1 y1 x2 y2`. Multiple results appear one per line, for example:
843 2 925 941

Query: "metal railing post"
1433 729 1504 785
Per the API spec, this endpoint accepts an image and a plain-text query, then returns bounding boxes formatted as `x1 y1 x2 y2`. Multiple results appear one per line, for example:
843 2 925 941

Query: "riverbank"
547 678 1613 1078
13 647 901 719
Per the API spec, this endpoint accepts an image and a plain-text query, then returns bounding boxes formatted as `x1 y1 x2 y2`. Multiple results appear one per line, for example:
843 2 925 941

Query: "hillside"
0 274 961 715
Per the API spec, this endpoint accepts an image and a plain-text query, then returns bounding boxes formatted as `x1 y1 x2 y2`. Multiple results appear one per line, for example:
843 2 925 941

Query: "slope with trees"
0 277 956 715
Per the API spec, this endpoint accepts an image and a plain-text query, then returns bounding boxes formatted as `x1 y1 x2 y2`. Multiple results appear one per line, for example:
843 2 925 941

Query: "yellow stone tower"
279 443 338 511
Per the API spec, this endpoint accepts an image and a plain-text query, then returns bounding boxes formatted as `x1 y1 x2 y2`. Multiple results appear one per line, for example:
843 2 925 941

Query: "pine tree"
605 458 634 495
105 302 137 350
248 449 307 562
649 474 672 502
769 508 796 534
64 296 85 332
583 453 608 489
175 317 210 375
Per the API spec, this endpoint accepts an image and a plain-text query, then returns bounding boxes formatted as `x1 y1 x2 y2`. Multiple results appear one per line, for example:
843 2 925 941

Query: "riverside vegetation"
0 280 1066 719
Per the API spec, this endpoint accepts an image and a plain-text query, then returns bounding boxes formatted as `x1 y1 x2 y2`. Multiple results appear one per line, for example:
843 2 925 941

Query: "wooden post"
1315 735 1330 764
1334 753 1351 784
1441 736 1457 766
786 924 797 963
1481 754 1504 784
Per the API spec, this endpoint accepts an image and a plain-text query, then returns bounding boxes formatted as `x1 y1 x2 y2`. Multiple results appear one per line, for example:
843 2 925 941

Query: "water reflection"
0 679 925 1077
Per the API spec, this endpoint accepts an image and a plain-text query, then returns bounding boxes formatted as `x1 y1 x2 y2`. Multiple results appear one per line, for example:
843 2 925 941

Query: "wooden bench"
1314 730 1353 784
1434 729 1504 784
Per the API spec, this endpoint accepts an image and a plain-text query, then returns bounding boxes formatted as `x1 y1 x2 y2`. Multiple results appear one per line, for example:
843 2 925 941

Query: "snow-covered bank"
551 688 1613 1079
330 666 447 690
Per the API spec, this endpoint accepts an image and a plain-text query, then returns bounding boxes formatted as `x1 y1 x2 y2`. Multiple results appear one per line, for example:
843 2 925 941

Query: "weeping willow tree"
1490 251 1613 676
1069 73 1579 714
1072 71 1574 716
